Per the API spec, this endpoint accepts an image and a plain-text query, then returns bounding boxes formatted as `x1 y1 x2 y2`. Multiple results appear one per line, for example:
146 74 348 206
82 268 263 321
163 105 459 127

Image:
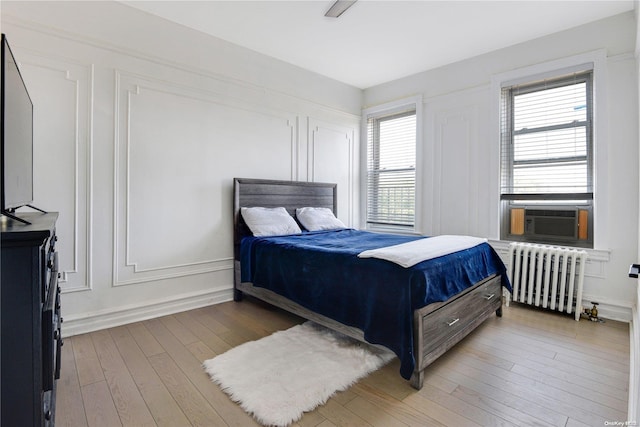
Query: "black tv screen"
1 33 34 212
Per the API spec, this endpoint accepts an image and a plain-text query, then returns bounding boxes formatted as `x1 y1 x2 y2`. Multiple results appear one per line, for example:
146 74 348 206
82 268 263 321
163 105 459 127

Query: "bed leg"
496 307 503 317
233 288 244 302
410 370 424 390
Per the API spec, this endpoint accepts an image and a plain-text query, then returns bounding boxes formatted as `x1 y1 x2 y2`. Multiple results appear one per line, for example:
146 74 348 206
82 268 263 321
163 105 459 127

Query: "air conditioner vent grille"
525 209 576 218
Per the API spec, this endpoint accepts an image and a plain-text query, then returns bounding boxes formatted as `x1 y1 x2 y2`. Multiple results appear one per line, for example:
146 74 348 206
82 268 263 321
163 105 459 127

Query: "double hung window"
500 71 593 247
365 104 417 231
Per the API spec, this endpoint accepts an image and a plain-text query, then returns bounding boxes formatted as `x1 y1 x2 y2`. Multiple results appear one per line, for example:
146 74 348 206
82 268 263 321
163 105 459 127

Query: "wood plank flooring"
55 298 630 426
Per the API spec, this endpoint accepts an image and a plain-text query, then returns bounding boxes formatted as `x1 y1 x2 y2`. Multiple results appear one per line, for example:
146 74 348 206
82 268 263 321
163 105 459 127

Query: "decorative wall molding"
307 117 357 227
421 83 490 106
112 70 298 286
19 51 94 293
431 105 479 236
3 10 362 335
3 14 361 121
609 52 636 63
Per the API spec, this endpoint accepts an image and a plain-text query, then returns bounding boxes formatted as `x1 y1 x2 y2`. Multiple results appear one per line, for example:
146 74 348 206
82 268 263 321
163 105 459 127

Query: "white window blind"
366 109 416 227
500 71 593 200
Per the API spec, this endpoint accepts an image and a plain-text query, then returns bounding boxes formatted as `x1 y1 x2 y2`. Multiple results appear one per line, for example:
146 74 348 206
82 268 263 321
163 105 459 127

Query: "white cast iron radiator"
507 242 587 321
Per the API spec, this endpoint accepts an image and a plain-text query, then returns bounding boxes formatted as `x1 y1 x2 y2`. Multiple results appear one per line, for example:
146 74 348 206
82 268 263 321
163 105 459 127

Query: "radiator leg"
496 307 503 317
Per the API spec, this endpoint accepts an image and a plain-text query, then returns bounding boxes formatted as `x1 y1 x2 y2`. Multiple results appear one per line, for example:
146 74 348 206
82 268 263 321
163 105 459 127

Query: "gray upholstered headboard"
233 178 337 259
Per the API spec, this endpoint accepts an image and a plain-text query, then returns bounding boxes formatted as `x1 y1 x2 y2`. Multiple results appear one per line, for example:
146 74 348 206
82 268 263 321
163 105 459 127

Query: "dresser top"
1 212 58 244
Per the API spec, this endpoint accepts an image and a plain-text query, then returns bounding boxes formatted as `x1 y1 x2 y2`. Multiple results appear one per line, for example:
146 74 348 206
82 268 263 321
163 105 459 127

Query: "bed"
233 178 510 389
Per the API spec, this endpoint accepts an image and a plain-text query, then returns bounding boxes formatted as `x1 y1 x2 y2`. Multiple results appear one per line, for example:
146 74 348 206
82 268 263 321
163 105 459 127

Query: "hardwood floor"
56 297 630 426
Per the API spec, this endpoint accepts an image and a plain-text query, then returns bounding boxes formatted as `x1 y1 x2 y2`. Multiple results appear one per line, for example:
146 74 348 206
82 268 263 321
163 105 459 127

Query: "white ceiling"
121 0 635 89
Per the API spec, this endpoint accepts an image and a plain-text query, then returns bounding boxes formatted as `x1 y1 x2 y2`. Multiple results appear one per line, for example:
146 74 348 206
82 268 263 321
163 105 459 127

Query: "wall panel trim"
112 70 298 286
19 51 94 293
3 14 361 121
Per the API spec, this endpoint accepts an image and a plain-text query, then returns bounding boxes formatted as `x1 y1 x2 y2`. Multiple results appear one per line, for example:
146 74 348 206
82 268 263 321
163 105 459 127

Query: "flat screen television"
1 34 38 224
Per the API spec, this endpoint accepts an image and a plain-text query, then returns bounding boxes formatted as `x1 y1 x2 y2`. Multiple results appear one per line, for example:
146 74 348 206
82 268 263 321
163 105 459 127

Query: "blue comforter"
240 229 510 380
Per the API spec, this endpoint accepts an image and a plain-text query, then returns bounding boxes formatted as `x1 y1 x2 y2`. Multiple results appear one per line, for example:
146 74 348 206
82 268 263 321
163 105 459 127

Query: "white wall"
2 2 637 332
364 12 639 321
0 1 362 335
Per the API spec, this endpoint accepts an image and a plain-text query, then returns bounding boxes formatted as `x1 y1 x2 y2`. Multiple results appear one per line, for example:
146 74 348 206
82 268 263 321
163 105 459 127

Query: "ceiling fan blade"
325 0 357 18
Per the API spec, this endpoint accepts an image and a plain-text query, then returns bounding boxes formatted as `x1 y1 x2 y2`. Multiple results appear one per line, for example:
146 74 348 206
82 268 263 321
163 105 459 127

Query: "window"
500 71 593 247
365 104 417 230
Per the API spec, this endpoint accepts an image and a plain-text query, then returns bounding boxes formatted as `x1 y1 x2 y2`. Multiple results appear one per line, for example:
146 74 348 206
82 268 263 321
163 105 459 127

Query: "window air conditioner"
523 208 578 240
507 207 590 246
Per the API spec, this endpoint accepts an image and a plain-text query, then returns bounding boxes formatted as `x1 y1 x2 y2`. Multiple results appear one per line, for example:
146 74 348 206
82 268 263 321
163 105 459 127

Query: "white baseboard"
579 294 632 323
61 287 234 337
506 292 631 322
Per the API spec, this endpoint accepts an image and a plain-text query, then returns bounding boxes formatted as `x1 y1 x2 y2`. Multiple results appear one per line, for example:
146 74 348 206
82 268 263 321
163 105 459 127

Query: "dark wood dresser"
1 212 62 426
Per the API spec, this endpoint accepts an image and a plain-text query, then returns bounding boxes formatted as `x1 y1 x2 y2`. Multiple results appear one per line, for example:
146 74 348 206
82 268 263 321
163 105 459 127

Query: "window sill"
488 239 611 263
364 225 419 236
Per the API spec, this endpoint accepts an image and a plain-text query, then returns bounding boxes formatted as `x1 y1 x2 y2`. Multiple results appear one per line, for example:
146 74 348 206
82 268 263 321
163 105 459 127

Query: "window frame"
493 52 606 249
501 72 594 202
362 96 422 234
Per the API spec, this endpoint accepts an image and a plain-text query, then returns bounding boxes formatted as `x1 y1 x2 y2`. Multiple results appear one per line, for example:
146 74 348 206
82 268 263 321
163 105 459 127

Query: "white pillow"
241 207 301 237
296 207 346 231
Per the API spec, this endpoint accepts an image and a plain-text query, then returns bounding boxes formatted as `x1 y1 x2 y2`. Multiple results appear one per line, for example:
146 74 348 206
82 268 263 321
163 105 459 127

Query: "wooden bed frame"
232 177 503 389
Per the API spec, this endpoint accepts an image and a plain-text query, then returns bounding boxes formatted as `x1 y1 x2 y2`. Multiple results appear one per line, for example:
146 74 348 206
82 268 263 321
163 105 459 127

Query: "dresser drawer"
420 277 501 363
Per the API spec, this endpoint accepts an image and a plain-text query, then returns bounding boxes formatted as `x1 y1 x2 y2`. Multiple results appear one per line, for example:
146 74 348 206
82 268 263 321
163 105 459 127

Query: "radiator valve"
584 302 599 321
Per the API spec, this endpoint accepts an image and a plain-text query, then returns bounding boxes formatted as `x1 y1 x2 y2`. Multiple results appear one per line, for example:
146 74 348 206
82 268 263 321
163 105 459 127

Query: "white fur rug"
203 321 394 426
